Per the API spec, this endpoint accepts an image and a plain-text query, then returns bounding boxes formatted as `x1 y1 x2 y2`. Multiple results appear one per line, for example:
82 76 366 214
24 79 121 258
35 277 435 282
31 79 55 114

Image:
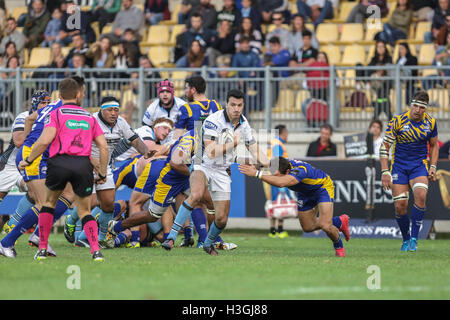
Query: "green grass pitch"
1 231 450 300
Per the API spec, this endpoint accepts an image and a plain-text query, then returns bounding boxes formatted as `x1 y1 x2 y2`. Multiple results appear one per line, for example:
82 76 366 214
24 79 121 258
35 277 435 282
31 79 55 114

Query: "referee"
19 78 109 262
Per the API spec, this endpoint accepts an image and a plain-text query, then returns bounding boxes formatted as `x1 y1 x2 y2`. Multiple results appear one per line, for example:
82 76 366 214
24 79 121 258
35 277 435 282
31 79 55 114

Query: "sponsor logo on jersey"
66 119 90 130
204 121 218 130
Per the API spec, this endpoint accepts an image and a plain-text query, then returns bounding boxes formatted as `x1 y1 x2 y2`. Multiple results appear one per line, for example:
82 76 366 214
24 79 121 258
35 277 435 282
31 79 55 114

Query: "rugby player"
380 91 439 252
239 157 351 257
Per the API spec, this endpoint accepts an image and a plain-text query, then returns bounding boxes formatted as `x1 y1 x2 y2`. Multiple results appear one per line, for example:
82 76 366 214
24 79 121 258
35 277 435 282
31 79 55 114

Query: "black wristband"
25 157 33 165
98 173 106 180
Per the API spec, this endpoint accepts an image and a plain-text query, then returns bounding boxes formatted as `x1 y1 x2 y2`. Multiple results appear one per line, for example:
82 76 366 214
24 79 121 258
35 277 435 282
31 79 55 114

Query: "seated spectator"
297 0 334 27
106 0 145 45
258 0 289 24
232 36 261 77
423 32 450 89
0 56 20 124
176 39 208 68
145 0 170 25
264 11 290 50
288 14 318 55
411 0 434 21
426 0 450 43
0 1 6 36
42 7 62 47
217 0 242 29
89 0 122 34
240 0 262 31
1 42 23 67
71 52 86 69
234 17 263 55
48 41 65 67
396 42 417 103
370 62 393 119
305 51 330 101
60 0 96 46
0 18 26 56
187 0 217 30
64 33 91 67
122 28 142 55
178 0 200 25
263 36 291 77
113 41 140 77
175 13 216 61
207 20 236 67
306 123 337 157
377 0 413 46
368 39 392 70
23 0 51 49
289 29 319 70
85 36 115 69
346 0 388 23
436 13 450 45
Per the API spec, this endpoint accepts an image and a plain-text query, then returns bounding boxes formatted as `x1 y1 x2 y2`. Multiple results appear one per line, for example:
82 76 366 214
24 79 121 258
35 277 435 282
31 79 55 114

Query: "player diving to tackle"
380 91 439 252
240 157 351 257
161 89 270 255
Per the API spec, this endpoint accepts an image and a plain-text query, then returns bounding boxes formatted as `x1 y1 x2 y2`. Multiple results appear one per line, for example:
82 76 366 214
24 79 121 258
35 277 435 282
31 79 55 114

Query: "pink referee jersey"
44 104 103 158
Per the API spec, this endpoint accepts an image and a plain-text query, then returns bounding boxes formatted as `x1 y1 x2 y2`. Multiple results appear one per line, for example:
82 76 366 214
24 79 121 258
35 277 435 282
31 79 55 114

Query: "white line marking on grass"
283 286 450 294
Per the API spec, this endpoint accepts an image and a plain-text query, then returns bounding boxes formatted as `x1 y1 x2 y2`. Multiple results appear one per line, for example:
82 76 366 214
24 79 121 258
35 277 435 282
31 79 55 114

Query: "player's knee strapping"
412 183 428 192
393 192 409 202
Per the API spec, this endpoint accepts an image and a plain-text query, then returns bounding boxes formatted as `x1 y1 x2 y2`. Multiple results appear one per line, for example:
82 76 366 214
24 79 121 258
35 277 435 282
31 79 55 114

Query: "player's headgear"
31 90 50 112
100 96 120 109
410 91 429 108
157 79 174 96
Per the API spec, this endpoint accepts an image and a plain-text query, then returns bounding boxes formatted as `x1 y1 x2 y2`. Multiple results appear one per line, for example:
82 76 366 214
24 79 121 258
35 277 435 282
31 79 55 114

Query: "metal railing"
0 65 448 132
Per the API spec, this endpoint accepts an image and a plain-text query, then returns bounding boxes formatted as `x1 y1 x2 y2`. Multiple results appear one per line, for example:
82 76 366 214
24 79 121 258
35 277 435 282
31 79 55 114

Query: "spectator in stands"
0 42 23 67
288 14 318 56
176 13 216 61
207 20 236 67
396 42 418 103
368 39 392 69
107 0 145 45
145 0 170 25
217 0 242 29
264 11 290 50
289 29 318 70
306 51 330 101
436 13 450 45
176 39 208 68
114 41 140 77
240 0 262 31
258 0 289 24
263 36 291 76
426 0 450 43
23 0 51 49
42 7 62 47
234 17 263 55
122 28 141 55
0 56 20 119
423 32 450 89
306 123 337 157
89 0 122 34
71 52 86 69
0 18 25 56
346 0 388 23
0 0 6 36
85 36 115 69
46 42 66 90
368 119 384 159
59 0 96 45
187 0 217 30
411 0 435 21
232 36 261 77
377 0 413 46
297 0 334 27
178 0 200 25
439 140 450 159
370 62 393 119
64 33 91 67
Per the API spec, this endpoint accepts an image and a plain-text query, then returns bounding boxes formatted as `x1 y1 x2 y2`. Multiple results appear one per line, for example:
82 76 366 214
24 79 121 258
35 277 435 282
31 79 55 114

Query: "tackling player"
239 157 351 257
380 91 439 252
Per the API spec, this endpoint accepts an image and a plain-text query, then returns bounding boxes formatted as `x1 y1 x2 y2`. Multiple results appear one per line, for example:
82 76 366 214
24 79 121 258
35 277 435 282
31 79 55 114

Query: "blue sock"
130 231 140 242
333 235 343 249
184 225 193 239
113 220 124 234
332 216 342 229
191 208 208 243
204 222 223 248
66 207 79 225
74 220 83 243
1 206 39 247
411 205 425 239
34 197 72 237
114 232 128 247
215 235 223 243
168 201 193 241
97 210 113 241
7 195 33 228
113 202 122 218
91 206 101 218
163 233 169 241
395 213 411 241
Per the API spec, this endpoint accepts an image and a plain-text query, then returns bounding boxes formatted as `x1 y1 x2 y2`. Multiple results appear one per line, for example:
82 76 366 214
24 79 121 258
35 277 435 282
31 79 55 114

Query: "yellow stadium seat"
267 24 290 33
161 4 182 25
334 2 357 23
415 21 431 42
142 25 170 47
316 24 339 44
305 23 315 31
91 22 100 41
51 90 59 101
135 4 145 12
339 23 364 43
427 89 450 110
11 7 27 21
23 48 29 65
171 71 190 88
102 24 113 35
274 89 295 112
294 90 311 112
81 5 91 11
148 46 170 67
340 45 366 66
101 90 121 101
418 44 435 65
26 48 52 68
382 2 397 23
121 90 137 106
169 24 186 46
320 45 341 65
392 43 417 62
360 25 383 44
421 68 438 77
337 69 357 88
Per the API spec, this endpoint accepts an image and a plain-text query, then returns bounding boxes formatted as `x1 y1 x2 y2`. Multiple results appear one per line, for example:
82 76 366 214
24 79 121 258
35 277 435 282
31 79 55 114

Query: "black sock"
270 227 276 234
277 226 284 233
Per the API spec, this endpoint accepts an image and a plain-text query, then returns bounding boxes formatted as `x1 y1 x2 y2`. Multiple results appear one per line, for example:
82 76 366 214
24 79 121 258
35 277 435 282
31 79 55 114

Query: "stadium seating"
339 23 364 43
51 90 59 101
26 48 52 68
161 3 182 25
418 44 435 65
266 24 290 33
316 24 339 44
148 46 170 67
121 89 138 106
392 44 417 62
428 89 450 111
141 25 170 47
359 24 383 45
11 6 27 21
294 90 311 112
274 89 295 112
340 45 366 66
320 45 341 65
409 21 432 44
333 2 357 23
168 24 186 46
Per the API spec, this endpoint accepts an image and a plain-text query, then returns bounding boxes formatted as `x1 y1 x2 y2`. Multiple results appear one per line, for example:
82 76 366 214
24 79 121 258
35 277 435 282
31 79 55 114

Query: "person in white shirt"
161 89 270 255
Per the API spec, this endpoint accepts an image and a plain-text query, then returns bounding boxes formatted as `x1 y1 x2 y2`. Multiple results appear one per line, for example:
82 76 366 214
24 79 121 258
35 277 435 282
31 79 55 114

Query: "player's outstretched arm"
428 136 439 182
238 164 298 188
131 138 152 159
19 126 57 170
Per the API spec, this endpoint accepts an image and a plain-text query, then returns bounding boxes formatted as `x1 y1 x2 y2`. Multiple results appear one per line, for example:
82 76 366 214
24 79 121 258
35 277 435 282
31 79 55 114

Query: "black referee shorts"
46 155 94 198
